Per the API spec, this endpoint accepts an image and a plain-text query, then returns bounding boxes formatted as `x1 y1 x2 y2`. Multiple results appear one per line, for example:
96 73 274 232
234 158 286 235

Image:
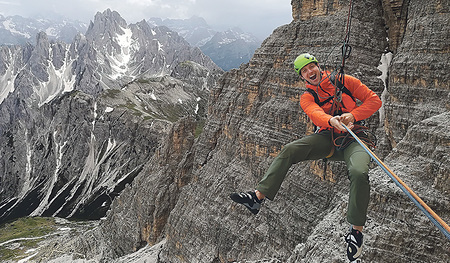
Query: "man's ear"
299 74 305 81
298 70 306 81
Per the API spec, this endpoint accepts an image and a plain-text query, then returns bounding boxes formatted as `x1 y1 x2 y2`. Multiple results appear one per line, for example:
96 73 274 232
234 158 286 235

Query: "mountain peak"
94 8 124 21
87 9 127 37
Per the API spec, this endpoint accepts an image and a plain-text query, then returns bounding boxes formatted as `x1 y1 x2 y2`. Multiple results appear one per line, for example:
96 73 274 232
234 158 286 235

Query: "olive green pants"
256 131 370 226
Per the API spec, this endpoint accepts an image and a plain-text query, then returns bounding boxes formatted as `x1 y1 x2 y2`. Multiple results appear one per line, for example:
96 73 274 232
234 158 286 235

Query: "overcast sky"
0 0 293 40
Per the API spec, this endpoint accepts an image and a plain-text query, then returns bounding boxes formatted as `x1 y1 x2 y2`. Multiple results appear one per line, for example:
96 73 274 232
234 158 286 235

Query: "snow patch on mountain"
0 53 17 104
0 9 222 226
0 15 87 45
2 19 31 38
109 26 136 80
45 27 58 37
148 17 261 71
150 90 157 100
30 134 68 217
35 56 76 107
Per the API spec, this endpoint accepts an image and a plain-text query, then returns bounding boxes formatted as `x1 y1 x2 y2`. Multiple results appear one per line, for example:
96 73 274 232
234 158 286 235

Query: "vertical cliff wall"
384 0 449 146
41 1 449 262
156 0 449 261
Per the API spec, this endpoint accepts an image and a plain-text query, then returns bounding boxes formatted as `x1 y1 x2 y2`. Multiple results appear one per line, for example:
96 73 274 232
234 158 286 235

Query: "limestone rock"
2 1 450 262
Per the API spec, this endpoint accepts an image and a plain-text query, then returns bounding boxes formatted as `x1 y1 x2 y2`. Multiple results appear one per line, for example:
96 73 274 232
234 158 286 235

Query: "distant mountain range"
0 14 261 71
0 9 222 223
149 17 262 71
148 16 216 47
0 14 88 44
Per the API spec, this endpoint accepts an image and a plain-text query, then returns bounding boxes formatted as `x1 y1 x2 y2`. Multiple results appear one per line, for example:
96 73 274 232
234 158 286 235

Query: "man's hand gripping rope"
329 112 355 132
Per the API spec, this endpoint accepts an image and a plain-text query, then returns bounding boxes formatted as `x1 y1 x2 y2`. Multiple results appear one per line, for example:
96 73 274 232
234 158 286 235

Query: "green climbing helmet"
294 53 319 74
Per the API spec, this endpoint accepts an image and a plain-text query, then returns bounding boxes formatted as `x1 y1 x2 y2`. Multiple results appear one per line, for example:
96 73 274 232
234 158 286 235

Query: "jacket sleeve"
345 75 382 121
300 92 333 128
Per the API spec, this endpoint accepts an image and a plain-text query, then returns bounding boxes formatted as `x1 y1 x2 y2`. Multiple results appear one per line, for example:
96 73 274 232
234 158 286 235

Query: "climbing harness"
306 72 377 151
342 123 450 240
332 122 377 151
324 0 368 152
314 0 376 174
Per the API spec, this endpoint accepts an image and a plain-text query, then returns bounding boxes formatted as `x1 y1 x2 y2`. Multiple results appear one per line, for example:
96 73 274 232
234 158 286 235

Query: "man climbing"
230 53 382 262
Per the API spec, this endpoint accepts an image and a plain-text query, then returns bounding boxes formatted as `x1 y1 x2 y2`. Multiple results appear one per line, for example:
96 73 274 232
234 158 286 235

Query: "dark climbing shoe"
230 191 263 215
345 227 363 261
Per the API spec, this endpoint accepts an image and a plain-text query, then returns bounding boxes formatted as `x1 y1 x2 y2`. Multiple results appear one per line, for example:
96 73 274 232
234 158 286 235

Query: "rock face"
0 9 222 223
80 0 448 262
2 1 450 263
384 0 449 146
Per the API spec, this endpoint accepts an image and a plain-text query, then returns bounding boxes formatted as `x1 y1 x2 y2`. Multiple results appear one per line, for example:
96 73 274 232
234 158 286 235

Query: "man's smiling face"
300 63 321 86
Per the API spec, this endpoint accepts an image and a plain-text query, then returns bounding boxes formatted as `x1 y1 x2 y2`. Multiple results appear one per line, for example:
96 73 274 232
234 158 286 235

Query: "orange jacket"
300 71 382 131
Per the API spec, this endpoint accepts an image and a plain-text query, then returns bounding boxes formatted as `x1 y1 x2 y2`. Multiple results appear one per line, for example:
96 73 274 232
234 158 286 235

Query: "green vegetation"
162 105 184 122
0 217 56 244
0 217 57 261
194 120 206 138
134 76 164 84
179 61 194 67
135 78 151 84
104 89 122 98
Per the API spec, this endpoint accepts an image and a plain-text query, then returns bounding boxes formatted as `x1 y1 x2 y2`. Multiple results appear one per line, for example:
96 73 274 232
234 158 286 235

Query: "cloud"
0 1 20 5
0 0 292 39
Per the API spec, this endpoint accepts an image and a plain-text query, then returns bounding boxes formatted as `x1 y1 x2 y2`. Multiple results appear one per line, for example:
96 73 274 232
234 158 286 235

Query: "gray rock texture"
100 0 449 262
1 1 450 262
0 9 222 223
